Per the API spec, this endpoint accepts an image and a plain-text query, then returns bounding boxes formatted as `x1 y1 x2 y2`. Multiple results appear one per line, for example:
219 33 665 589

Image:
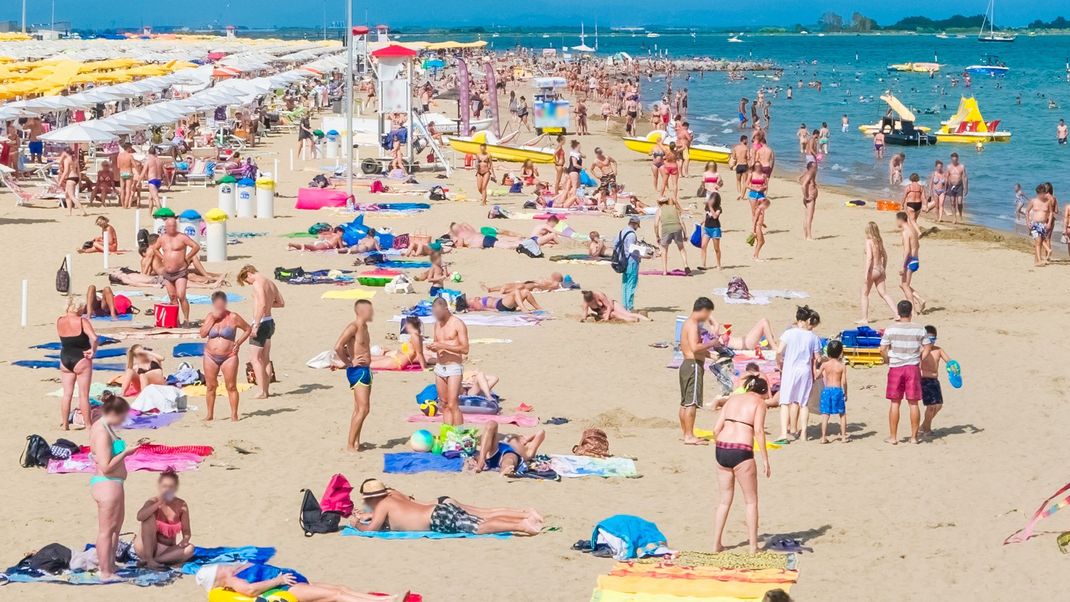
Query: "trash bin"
325 129 339 159
177 209 203 241
255 174 275 219
217 175 237 216
236 177 256 218
204 208 228 263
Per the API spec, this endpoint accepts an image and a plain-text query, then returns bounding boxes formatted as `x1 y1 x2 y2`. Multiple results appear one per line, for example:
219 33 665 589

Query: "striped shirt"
880 322 928 368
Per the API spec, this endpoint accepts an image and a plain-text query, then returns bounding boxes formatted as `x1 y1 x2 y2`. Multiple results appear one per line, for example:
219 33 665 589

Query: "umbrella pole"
345 0 354 202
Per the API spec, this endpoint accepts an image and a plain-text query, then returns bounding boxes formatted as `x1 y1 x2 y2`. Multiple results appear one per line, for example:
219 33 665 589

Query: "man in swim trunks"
896 212 925 313
333 299 373 452
470 422 546 475
679 297 719 445
238 265 284 398
145 216 201 326
737 97 748 128
729 136 749 200
138 147 164 211
349 479 542 535
428 298 468 426
919 325 950 436
116 142 136 209
800 160 819 240
1026 184 1052 267
27 117 44 163
530 216 561 246
880 300 931 445
945 152 968 225
1058 119 1067 145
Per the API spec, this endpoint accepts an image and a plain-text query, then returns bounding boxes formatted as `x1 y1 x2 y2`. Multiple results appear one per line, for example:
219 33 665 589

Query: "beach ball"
409 429 434 453
450 271 462 283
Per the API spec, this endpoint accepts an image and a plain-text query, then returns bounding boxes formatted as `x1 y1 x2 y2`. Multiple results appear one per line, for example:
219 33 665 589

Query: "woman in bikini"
927 160 947 222
858 221 899 325
712 375 770 554
552 135 566 193
466 288 541 313
579 290 649 323
89 393 141 581
564 140 584 199
57 297 98 430
660 142 681 198
520 160 539 187
901 173 925 226
475 144 494 206
369 317 431 370
199 291 252 421
650 137 667 191
115 344 165 398
135 470 195 568
59 146 87 216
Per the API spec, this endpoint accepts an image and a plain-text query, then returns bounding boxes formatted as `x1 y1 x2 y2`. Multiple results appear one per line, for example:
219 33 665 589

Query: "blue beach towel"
90 314 133 321
383 452 463 474
187 293 244 305
180 546 277 574
32 336 119 350
14 360 125 371
340 526 511 540
172 342 205 357
46 347 127 359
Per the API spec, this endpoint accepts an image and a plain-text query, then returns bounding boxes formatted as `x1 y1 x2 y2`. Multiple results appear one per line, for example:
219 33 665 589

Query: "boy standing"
919 325 950 436
817 340 848 443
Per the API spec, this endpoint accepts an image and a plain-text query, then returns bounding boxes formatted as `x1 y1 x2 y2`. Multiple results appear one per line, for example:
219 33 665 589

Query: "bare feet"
884 437 898 445
683 437 709 446
909 437 920 444
840 434 850 443
855 319 870 325
819 438 829 444
519 516 543 535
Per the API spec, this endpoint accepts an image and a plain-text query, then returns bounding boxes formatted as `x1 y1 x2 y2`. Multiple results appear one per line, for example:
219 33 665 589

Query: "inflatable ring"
208 587 297 602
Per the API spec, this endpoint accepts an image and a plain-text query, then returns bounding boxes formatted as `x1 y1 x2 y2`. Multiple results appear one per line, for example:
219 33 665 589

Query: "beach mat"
321 289 377 300
550 455 640 478
123 412 185 430
90 313 133 321
549 254 610 265
14 360 125 371
393 313 549 328
180 546 277 575
372 363 422 372
406 413 539 427
340 526 511 540
172 342 205 357
0 563 178 587
383 452 464 474
45 347 127 359
711 288 810 305
32 336 119 350
188 293 244 305
639 269 691 277
109 328 201 340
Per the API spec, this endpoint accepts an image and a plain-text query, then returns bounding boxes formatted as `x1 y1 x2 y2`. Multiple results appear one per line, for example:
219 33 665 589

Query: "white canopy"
40 123 118 143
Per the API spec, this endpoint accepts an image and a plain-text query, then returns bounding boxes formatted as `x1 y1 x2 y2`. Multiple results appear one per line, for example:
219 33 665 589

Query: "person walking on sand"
138 147 164 211
1026 184 1053 267
858 221 899 325
775 306 823 442
116 142 137 209
897 212 926 313
880 300 931 445
238 265 284 398
146 215 201 327
654 197 691 276
678 297 720 445
712 375 770 554
799 160 818 240
616 216 641 311
729 136 749 200
334 300 374 451
475 144 495 206
945 152 968 225
58 146 87 216
701 191 724 270
428 297 469 426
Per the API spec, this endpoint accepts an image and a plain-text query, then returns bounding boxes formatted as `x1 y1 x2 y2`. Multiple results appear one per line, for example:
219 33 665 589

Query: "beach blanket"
0 563 178 587
711 288 810 305
383 452 464 474
549 254 610 265
340 526 511 540
187 293 244 305
109 328 201 340
353 202 431 212
393 313 549 328
14 360 125 371
596 563 798 599
370 260 432 269
639 270 692 277
321 288 377 300
172 342 204 357
180 546 277 575
90 314 133 322
406 413 539 427
373 363 423 372
46 382 120 402
123 411 185 430
45 347 127 359
32 336 118 350
181 383 254 397
550 455 640 478
48 444 212 474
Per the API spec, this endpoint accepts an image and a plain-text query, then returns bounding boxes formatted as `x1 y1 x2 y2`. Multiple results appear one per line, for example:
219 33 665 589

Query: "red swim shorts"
886 365 922 403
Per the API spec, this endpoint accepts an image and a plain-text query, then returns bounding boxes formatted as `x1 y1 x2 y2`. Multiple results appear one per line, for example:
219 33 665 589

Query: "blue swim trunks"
703 227 722 239
820 386 846 415
482 235 497 249
346 365 372 388
905 256 920 273
148 178 162 188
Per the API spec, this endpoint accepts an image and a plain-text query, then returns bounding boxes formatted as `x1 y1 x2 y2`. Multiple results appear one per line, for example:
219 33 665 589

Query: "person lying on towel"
195 562 396 601
480 272 568 294
460 288 541 313
287 227 345 251
368 317 433 370
467 422 546 476
349 479 543 536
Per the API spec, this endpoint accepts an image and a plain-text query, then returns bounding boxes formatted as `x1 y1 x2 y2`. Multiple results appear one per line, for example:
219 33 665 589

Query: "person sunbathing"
92 161 116 205
588 231 608 257
195 562 394 601
112 344 165 397
83 284 128 319
481 273 564 294
353 230 381 253
463 288 541 312
469 422 546 476
349 479 542 536
580 290 649 322
134 470 194 568
462 368 499 399
288 227 344 251
368 317 431 370
448 231 522 250
706 317 779 351
403 238 447 257
80 216 118 254
530 216 562 246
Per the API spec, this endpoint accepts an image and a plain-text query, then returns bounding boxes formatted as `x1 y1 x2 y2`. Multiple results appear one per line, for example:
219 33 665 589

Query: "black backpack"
299 489 342 537
309 174 330 189
21 435 52 468
610 230 634 274
429 185 447 201
25 543 72 574
274 267 306 282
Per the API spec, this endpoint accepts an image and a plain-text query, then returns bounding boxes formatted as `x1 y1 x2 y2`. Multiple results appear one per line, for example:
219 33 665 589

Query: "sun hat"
359 478 390 498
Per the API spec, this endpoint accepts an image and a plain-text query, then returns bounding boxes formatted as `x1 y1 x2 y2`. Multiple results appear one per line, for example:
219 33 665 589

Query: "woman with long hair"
57 297 97 429
135 470 195 568
116 344 165 397
858 221 899 325
712 375 770 553
701 191 724 270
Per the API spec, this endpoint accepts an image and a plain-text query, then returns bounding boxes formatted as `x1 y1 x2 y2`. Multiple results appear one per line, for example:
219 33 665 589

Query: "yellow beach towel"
694 428 781 451
321 289 377 301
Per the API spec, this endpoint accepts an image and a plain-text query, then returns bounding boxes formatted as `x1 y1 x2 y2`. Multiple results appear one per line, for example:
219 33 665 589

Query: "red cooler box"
154 303 179 328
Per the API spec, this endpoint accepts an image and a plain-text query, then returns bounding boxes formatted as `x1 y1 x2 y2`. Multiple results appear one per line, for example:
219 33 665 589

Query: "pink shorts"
886 365 922 403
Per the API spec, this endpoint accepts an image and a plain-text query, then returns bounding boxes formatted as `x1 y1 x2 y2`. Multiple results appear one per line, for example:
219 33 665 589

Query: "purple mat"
124 412 185 430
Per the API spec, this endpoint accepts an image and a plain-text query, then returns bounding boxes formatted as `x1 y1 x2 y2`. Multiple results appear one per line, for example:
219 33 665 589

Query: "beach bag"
113 294 133 316
274 266 305 282
308 222 332 235
610 231 633 274
392 233 410 250
428 185 447 201
21 434 52 468
308 174 329 189
516 238 543 258
690 223 703 248
572 428 611 458
299 489 342 536
369 179 386 193
25 543 72 574
320 474 355 516
137 228 150 253
55 258 70 294
726 276 752 300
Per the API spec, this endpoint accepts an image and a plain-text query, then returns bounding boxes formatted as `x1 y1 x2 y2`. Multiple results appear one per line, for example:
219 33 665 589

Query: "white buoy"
20 279 28 327
102 230 110 269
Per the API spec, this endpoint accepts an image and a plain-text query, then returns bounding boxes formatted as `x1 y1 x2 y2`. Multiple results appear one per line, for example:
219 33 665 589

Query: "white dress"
778 327 821 404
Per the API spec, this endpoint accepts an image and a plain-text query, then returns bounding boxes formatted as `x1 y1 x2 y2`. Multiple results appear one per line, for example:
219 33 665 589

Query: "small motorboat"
886 62 941 74
419 112 492 135
964 54 1009 77
727 34 742 43
935 96 1012 143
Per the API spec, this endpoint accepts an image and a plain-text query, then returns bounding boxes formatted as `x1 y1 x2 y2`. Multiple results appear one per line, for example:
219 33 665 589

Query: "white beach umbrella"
85 119 138 135
40 123 118 143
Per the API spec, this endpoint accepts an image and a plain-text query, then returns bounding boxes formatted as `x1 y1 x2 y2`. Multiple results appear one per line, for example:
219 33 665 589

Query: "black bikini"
59 323 91 371
716 418 755 469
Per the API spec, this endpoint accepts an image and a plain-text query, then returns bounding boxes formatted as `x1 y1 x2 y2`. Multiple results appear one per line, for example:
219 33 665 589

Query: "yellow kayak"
444 134 555 164
622 136 731 164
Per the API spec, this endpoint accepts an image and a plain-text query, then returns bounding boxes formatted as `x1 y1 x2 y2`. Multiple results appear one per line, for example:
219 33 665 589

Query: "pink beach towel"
48 443 214 474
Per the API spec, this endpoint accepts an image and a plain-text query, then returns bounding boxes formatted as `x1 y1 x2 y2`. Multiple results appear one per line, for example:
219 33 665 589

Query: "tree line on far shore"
786 13 1070 34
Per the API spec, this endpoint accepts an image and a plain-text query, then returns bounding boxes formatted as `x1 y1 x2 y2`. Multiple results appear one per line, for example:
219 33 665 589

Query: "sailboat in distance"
978 0 1016 42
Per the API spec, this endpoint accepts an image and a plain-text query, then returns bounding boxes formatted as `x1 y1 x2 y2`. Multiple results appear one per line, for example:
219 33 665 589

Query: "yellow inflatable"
209 588 297 602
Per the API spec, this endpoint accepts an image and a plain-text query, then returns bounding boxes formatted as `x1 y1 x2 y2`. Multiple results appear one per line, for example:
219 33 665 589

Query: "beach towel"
392 313 549 328
179 546 277 574
47 444 211 474
0 564 178 587
45 347 127 359
181 383 254 397
187 292 244 305
383 452 464 474
46 382 120 402
172 342 204 357
123 411 185 430
14 360 125 371
549 254 610 265
32 336 118 350
693 428 781 451
1004 481 1070 545
339 526 511 540
550 455 640 478
352 202 431 213
371 260 432 269
711 288 810 305
639 269 691 277
373 363 423 372
321 289 377 301
89 314 133 322
109 328 201 340
406 413 539 427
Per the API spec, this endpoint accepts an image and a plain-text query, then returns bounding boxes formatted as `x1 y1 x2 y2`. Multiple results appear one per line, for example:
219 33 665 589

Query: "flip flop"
946 360 963 389
765 536 813 554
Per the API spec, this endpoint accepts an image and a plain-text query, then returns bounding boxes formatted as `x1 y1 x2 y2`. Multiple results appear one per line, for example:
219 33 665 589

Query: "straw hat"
359 478 390 499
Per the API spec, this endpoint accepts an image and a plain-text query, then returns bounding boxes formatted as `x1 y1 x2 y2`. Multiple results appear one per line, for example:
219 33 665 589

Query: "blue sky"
6 1 1063 30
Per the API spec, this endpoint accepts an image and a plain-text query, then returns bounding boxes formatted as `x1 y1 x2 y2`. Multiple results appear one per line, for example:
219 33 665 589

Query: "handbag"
56 258 70 294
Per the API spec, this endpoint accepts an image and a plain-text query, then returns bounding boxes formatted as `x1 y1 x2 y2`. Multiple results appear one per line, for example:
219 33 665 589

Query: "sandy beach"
1 72 1068 602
